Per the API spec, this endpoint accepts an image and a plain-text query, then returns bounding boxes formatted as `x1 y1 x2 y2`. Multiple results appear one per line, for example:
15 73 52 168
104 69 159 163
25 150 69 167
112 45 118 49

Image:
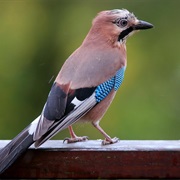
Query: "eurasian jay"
0 9 153 173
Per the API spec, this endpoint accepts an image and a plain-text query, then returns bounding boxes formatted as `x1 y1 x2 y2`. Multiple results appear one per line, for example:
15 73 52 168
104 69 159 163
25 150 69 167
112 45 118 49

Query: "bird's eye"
120 19 128 27
114 18 128 27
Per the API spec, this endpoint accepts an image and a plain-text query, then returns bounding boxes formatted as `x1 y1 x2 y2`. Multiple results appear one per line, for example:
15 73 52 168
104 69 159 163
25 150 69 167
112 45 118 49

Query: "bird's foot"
102 137 119 145
63 136 89 143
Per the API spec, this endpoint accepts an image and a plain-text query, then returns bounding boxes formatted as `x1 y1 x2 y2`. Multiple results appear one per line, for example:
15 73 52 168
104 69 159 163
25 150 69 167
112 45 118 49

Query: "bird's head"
91 9 153 45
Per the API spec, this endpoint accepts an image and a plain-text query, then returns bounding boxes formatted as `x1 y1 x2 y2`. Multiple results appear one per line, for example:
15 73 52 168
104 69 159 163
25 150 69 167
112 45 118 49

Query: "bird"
0 9 153 173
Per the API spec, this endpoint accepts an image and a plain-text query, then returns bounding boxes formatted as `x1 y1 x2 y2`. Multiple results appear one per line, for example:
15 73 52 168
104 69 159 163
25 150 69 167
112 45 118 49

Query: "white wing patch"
71 97 84 107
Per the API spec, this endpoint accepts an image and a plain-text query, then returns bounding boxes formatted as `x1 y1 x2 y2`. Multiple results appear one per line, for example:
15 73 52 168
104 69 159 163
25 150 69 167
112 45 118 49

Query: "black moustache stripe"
118 26 133 41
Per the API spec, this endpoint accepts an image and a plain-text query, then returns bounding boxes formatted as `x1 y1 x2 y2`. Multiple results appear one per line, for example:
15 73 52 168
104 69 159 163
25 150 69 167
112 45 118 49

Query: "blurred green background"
0 0 179 141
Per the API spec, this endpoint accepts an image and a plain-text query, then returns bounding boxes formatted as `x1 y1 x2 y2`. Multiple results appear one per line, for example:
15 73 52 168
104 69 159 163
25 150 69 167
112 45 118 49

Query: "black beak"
133 20 153 30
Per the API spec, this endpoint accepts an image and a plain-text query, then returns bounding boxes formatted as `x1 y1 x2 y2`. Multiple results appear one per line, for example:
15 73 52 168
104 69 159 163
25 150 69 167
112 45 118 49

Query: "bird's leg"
92 121 119 145
63 125 88 143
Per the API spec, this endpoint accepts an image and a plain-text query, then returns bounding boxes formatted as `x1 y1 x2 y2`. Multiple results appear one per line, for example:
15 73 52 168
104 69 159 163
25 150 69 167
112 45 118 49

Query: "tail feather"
0 126 34 174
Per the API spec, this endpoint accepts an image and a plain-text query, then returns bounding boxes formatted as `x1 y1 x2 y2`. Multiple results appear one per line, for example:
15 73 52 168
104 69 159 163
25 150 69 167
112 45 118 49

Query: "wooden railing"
0 140 180 178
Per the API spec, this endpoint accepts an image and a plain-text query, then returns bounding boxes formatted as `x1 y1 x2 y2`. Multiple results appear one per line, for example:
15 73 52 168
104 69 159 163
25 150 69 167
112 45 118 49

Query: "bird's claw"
63 136 89 143
102 137 119 145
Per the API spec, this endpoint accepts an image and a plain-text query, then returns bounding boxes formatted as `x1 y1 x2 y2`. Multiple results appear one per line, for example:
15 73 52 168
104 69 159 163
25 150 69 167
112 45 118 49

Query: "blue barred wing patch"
95 77 115 103
95 66 126 103
114 66 126 90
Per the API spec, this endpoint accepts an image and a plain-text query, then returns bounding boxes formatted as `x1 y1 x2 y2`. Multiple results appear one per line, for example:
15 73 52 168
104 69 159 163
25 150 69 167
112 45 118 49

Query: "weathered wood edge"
1 140 180 151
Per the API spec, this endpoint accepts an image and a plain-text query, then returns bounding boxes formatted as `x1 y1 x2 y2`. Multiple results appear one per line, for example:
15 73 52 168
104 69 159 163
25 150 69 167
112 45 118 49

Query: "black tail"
0 125 34 174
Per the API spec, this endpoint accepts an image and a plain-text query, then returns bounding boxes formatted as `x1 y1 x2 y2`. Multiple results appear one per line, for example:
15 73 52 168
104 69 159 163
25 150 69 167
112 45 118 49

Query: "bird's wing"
34 92 96 147
32 81 96 141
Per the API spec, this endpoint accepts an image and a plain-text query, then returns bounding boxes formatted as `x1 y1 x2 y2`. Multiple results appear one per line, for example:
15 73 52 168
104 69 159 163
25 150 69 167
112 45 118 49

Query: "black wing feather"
44 83 67 120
